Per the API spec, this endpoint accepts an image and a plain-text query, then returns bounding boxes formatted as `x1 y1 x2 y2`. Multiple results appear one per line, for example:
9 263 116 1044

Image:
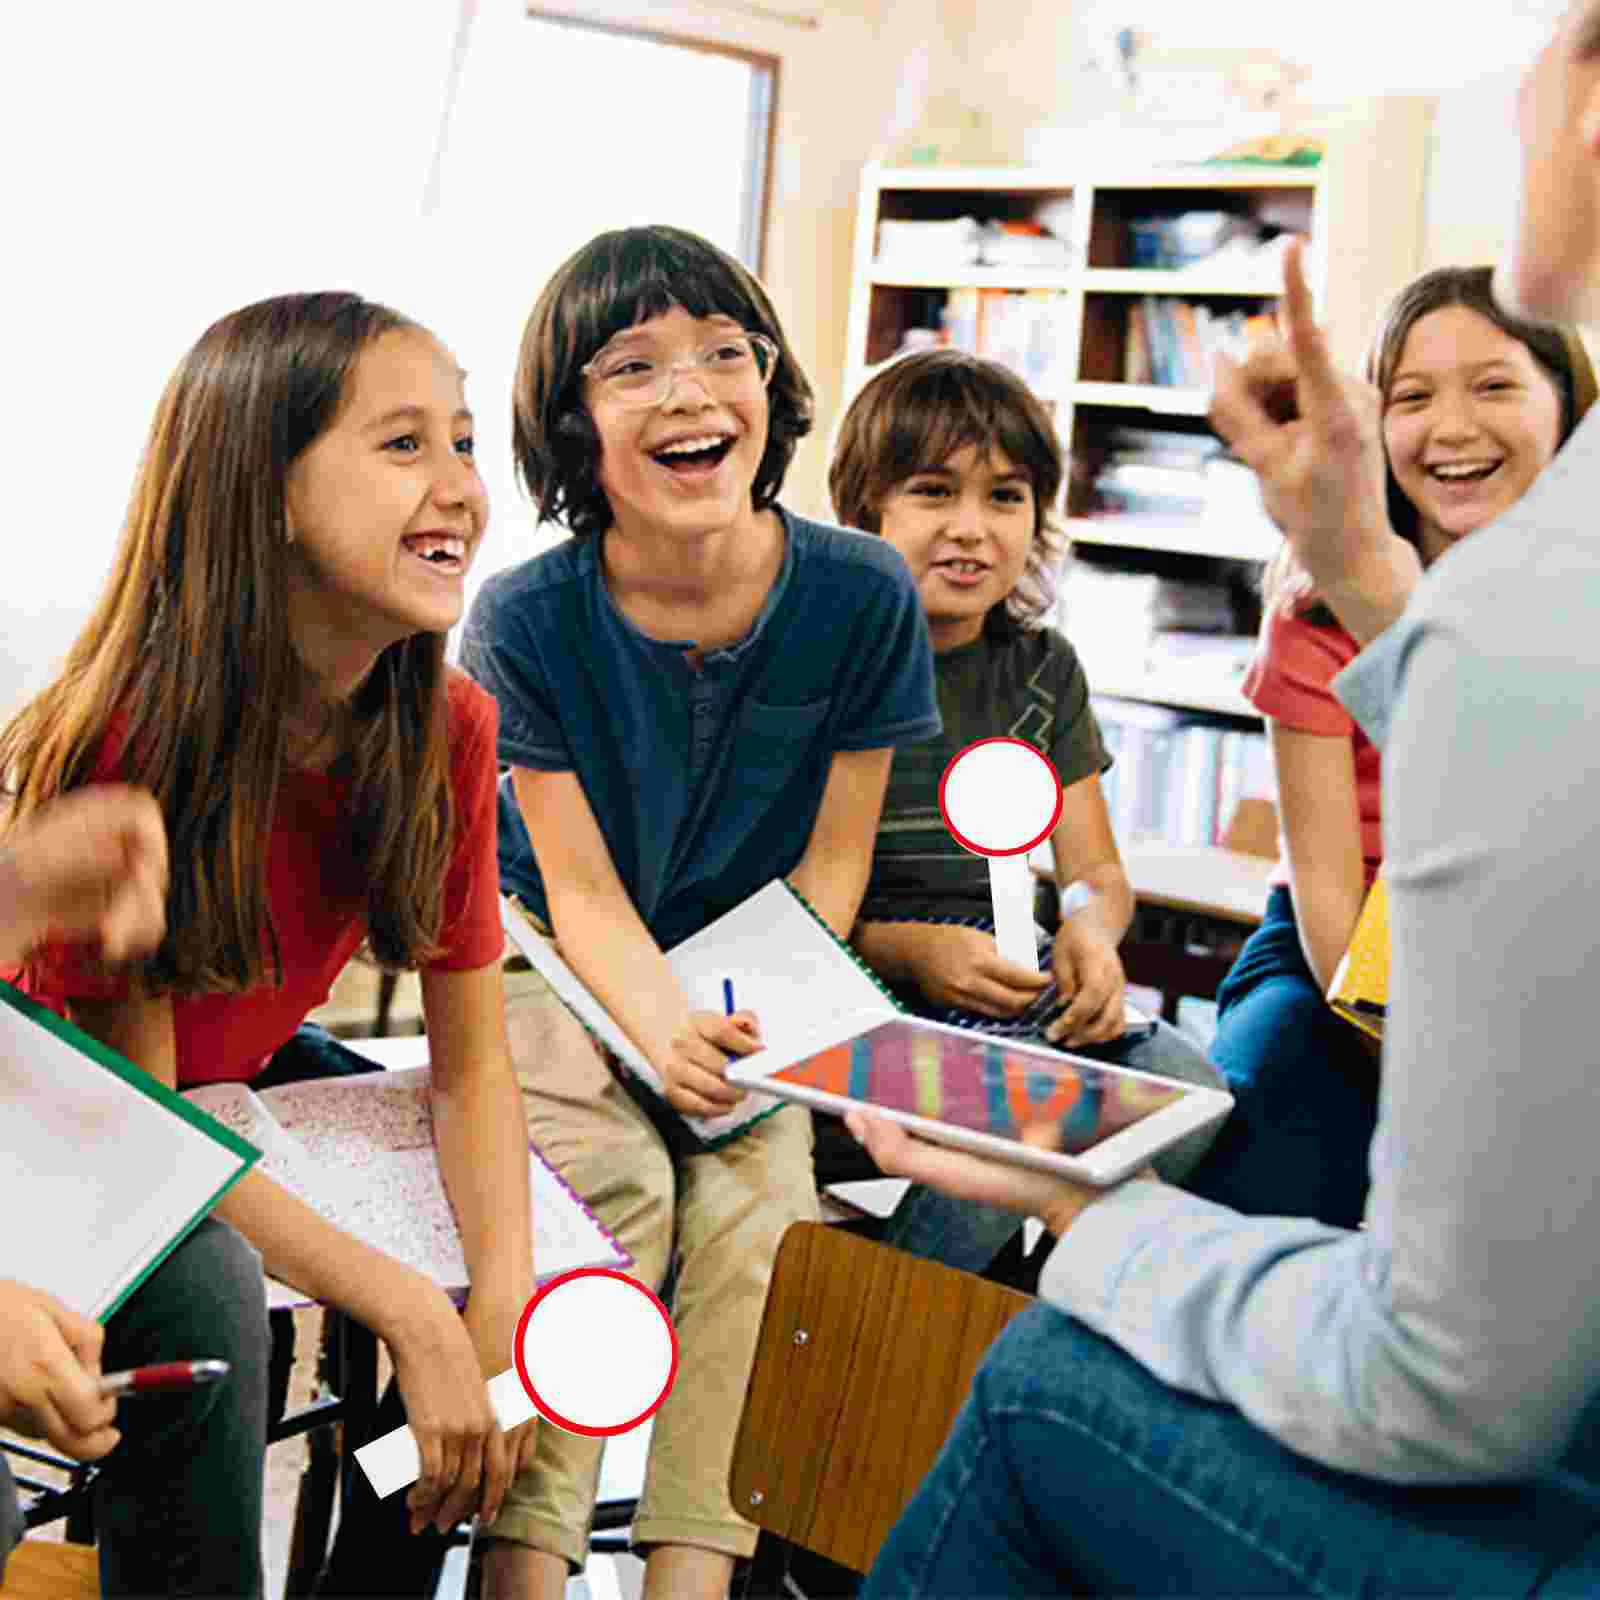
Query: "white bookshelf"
844 128 1428 730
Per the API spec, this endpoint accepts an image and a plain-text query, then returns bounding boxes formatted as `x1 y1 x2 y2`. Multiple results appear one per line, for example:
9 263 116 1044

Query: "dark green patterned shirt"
859 623 1110 923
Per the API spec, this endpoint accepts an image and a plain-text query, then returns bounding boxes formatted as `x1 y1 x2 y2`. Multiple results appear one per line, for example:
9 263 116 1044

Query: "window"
3 1 779 707
510 13 775 271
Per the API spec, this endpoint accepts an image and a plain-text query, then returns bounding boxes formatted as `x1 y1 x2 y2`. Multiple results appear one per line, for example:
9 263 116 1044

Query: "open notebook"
185 1066 628 1309
0 979 257 1320
503 880 1156 1151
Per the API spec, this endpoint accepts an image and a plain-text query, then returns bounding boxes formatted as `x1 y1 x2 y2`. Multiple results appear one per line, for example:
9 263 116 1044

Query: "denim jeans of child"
1183 884 1380 1229
863 1303 1600 1598
880 1018 1225 1275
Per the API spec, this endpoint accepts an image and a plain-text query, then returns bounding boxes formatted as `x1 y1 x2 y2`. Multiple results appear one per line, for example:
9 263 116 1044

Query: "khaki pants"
486 959 818 1569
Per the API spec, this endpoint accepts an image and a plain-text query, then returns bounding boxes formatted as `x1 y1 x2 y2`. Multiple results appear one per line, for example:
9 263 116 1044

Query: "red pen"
97 1360 231 1398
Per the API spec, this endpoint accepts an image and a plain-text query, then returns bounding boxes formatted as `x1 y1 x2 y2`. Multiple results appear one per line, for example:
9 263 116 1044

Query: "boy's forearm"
1060 864 1134 947
546 884 688 1068
788 849 873 941
852 919 926 984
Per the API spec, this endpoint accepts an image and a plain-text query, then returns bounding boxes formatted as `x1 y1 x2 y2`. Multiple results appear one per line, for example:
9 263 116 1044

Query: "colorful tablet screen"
768 1020 1189 1155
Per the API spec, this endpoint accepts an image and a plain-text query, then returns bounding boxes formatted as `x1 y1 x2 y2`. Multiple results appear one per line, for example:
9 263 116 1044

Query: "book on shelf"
942 287 1073 394
873 215 1076 274
1327 877 1388 1042
1 979 258 1321
1124 298 1275 388
185 1067 629 1310
1092 700 1273 850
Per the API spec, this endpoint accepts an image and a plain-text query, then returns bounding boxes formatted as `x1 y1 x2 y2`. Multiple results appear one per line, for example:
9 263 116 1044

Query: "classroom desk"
1039 846 1274 1023
1118 842 1276 927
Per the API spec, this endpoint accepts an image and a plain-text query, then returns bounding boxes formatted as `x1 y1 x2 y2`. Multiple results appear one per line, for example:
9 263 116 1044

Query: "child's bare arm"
786 747 894 937
510 766 753 1118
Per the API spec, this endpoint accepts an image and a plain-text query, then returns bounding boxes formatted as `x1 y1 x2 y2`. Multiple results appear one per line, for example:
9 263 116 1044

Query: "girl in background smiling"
1184 265 1597 1229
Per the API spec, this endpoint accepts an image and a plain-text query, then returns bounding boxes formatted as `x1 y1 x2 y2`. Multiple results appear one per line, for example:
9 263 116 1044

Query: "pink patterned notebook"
186 1065 629 1310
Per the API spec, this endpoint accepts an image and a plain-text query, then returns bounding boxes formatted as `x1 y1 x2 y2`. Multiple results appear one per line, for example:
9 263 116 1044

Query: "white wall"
0 1 759 715
1420 67 1524 271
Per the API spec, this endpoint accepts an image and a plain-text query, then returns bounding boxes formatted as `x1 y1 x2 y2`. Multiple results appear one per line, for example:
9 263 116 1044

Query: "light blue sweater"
1040 407 1600 1484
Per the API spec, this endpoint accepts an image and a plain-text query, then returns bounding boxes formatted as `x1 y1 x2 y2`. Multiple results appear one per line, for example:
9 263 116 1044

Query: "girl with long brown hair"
0 291 538 1558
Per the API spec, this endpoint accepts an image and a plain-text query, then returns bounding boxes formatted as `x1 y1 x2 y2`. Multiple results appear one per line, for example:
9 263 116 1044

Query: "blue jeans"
881 1019 1226 1275
0 1218 272 1598
1183 884 1379 1229
863 1303 1600 1598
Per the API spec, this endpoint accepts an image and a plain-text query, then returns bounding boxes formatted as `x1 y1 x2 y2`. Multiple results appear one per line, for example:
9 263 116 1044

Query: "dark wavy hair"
1265 264 1598 616
829 349 1067 631
0 292 456 993
512 225 814 539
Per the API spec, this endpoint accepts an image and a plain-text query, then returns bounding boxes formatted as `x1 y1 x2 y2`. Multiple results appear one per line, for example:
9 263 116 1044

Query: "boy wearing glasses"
454 226 938 1600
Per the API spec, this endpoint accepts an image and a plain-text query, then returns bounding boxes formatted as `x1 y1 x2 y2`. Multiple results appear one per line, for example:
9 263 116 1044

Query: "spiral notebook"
502 881 903 1149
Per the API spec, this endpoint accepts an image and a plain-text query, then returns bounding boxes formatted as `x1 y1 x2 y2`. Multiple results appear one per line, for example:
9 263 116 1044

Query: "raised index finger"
1278 237 1339 417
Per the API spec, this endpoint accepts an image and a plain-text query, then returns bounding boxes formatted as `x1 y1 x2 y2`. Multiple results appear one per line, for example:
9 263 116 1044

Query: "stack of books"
1124 298 1276 389
1093 701 1274 849
942 288 1074 393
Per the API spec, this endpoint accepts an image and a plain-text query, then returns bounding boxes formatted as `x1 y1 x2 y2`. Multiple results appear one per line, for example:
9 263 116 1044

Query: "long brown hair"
513 225 814 540
829 349 1067 632
0 292 456 993
1262 265 1599 618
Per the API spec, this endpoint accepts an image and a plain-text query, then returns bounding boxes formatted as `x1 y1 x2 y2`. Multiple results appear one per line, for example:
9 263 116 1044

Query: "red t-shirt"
18 671 504 1087
1242 604 1383 890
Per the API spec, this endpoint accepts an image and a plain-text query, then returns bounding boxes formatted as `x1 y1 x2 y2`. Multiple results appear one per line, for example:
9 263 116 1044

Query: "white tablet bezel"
727 1016 1233 1187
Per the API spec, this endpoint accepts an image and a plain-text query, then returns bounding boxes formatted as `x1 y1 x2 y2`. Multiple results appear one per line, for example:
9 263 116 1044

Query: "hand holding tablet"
727 1019 1231 1186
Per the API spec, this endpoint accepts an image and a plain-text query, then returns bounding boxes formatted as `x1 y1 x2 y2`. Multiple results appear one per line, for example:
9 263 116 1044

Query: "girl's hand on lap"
906 923 1049 1017
462 1283 540 1522
1046 925 1127 1047
387 1280 503 1536
659 1009 761 1117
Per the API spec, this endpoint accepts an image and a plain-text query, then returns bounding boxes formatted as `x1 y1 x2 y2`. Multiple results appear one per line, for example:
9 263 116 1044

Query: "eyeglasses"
581 331 779 410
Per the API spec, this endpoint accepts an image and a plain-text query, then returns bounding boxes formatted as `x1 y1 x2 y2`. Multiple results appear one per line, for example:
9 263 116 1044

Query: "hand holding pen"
656 978 761 1119
98 1360 230 1398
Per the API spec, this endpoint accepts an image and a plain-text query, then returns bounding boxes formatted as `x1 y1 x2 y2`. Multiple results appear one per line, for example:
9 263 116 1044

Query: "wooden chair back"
729 1222 1030 1574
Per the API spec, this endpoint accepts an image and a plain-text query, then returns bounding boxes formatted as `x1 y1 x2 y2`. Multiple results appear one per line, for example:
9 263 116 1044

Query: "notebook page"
1 1001 250 1319
500 897 781 1146
666 880 897 1054
251 1067 626 1307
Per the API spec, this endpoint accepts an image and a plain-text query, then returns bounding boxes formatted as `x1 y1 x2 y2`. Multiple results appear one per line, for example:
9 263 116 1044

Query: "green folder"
0 978 260 1321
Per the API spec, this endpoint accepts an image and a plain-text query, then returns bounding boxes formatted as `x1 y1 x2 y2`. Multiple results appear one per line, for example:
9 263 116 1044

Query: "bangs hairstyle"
0 291 457 995
829 349 1067 630
512 224 814 540
1264 264 1599 617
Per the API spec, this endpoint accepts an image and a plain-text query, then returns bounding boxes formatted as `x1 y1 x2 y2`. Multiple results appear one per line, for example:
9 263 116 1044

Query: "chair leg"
62 1475 95 1546
282 1313 341 1598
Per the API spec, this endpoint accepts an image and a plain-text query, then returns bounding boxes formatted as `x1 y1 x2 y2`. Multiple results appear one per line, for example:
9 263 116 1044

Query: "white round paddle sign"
937 738 1064 967
515 1268 678 1437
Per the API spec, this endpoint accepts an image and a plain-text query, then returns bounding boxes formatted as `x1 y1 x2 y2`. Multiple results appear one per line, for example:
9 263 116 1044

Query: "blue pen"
723 978 736 1016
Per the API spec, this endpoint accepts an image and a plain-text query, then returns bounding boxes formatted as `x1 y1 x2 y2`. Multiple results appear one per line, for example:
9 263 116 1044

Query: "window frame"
525 8 779 273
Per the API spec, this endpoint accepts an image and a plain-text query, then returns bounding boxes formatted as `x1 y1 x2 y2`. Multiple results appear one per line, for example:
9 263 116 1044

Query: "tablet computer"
726 1016 1233 1186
